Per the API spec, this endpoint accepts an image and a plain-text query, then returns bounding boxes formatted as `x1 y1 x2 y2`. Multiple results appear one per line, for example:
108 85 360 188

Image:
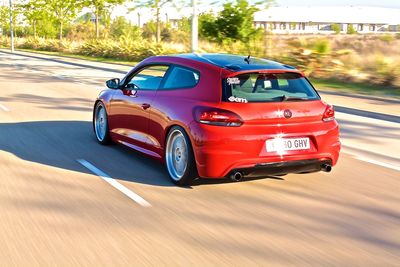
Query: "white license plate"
266 137 310 152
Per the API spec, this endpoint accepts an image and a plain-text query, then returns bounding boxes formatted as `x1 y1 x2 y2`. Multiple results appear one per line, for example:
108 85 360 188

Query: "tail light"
322 105 335 122
194 107 243 127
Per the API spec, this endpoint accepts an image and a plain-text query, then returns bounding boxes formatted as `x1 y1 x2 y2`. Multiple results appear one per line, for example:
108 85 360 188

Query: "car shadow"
0 120 282 187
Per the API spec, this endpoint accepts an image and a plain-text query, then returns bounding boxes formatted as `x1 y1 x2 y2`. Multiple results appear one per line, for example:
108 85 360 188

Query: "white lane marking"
352 155 400 172
52 74 66 79
0 103 9 111
74 81 86 85
77 159 151 207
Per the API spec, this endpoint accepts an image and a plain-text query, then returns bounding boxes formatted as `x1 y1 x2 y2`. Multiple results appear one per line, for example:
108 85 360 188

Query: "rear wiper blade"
280 95 308 102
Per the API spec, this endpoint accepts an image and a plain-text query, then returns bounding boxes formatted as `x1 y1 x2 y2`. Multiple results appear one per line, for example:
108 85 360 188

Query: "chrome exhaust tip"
230 171 243 182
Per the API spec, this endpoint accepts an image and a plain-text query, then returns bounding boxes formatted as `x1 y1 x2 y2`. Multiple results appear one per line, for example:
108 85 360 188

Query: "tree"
110 16 141 40
86 0 125 39
200 0 260 44
19 0 48 38
0 6 9 34
46 0 85 40
199 12 217 40
130 0 171 43
0 4 20 38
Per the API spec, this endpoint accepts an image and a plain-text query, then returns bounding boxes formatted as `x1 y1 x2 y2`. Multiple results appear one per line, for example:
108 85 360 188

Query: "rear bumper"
230 159 333 177
189 120 341 178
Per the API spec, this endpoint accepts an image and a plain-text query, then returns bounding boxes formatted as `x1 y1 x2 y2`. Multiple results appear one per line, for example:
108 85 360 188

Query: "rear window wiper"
279 95 308 102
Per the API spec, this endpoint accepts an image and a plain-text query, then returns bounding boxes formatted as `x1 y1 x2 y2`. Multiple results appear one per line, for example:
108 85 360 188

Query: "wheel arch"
164 122 197 162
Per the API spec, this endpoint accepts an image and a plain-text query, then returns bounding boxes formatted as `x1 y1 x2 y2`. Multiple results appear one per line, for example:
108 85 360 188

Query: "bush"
67 22 95 40
110 17 142 41
347 25 357 34
331 24 341 34
78 39 183 61
0 36 10 47
379 34 395 42
370 55 400 86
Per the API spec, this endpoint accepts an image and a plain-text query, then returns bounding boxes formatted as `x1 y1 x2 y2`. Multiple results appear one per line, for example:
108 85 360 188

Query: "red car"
93 54 340 185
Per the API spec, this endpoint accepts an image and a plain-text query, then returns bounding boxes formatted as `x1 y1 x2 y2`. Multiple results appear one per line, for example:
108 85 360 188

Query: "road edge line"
0 103 9 111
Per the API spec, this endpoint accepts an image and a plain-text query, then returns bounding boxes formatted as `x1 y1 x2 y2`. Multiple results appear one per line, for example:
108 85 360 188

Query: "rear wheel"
93 102 111 145
165 126 197 186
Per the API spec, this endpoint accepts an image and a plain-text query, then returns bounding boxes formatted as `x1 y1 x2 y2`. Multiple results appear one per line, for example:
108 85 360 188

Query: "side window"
162 66 200 89
127 65 169 90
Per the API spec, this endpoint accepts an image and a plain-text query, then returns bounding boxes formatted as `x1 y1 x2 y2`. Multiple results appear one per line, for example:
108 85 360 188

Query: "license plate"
266 137 310 152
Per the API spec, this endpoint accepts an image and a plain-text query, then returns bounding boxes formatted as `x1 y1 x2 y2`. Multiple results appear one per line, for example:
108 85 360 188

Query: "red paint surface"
95 55 340 178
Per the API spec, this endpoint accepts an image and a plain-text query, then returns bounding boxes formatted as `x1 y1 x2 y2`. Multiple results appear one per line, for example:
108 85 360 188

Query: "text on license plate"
266 137 310 152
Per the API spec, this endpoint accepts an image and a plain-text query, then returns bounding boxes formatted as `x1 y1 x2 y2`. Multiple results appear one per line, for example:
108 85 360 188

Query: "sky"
274 0 400 8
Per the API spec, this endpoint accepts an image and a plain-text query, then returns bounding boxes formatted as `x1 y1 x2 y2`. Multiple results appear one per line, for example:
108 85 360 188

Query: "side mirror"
106 78 120 89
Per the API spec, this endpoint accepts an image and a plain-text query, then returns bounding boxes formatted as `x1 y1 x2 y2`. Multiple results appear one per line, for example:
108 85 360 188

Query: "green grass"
15 48 138 66
310 78 400 99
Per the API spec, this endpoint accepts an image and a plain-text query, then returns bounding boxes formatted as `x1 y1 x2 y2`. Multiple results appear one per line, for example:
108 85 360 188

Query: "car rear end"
190 70 340 179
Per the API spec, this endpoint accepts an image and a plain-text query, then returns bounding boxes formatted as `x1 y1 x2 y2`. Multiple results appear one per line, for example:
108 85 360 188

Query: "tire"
93 102 112 145
165 126 197 186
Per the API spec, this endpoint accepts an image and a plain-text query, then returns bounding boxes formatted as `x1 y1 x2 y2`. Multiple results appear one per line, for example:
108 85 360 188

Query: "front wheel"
165 126 197 186
93 102 111 145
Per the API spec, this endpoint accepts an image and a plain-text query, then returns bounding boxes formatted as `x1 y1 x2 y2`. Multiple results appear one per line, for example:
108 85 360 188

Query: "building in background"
253 6 400 34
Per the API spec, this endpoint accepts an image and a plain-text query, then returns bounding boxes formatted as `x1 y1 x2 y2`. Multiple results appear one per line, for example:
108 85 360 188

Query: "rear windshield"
223 72 320 103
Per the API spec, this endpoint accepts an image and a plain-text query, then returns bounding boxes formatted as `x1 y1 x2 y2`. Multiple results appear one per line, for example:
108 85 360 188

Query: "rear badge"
284 109 292 119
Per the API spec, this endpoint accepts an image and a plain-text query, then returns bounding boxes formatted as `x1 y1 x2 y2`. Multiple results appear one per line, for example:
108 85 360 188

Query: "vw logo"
283 109 292 119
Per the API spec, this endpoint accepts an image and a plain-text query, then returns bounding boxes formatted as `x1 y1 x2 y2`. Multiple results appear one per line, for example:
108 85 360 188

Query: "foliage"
142 21 157 40
347 24 357 34
19 0 48 37
130 0 172 43
369 55 400 86
331 24 341 34
85 0 125 38
168 17 191 45
110 16 142 40
0 6 9 32
78 38 182 60
66 22 96 40
378 34 395 42
0 5 21 37
46 0 86 40
200 0 261 45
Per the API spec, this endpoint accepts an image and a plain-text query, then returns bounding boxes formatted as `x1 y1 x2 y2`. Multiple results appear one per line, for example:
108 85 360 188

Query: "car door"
108 65 170 150
148 65 200 153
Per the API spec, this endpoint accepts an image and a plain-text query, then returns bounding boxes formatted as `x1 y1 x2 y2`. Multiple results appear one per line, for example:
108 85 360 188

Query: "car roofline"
172 53 298 72
223 69 305 77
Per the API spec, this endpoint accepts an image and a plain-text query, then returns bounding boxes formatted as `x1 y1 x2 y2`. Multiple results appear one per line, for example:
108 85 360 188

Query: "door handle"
141 103 151 110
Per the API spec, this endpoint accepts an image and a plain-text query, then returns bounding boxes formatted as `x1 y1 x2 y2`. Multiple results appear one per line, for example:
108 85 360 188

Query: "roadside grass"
310 78 400 99
14 48 139 67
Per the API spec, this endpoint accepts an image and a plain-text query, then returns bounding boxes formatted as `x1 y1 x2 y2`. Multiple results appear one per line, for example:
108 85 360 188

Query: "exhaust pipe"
230 171 243 182
321 164 332 172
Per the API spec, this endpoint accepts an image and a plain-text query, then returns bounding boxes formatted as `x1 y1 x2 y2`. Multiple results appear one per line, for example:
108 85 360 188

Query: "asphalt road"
0 51 399 267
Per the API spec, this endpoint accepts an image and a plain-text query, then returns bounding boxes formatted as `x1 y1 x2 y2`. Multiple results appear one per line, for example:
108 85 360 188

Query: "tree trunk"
59 21 63 40
33 20 37 38
156 6 160 43
95 8 99 39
